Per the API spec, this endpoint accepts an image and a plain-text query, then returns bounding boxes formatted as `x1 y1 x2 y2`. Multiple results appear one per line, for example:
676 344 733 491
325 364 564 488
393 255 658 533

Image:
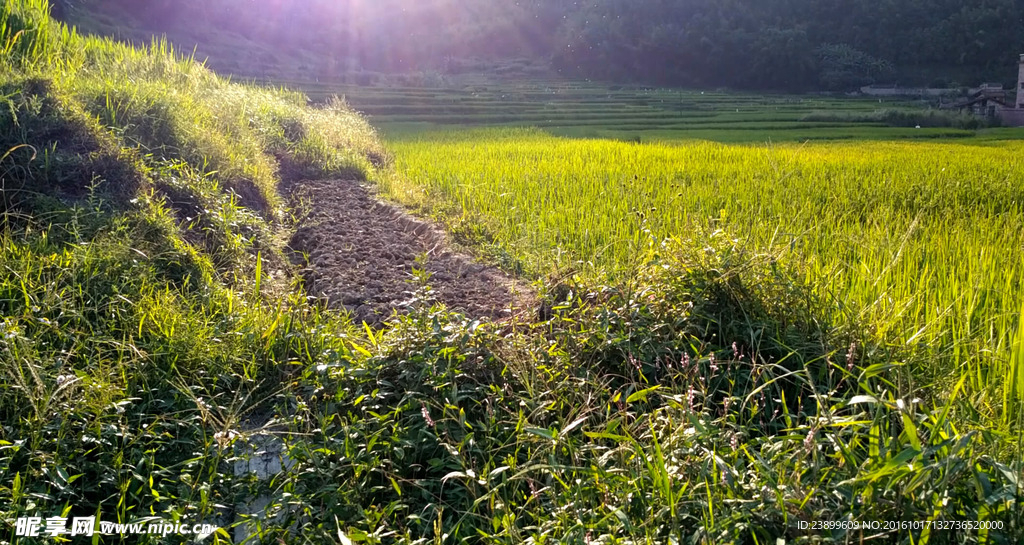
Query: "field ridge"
288 177 533 324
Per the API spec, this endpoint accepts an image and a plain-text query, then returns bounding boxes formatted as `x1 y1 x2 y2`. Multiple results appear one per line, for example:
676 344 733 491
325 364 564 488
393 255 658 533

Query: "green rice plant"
304 79 1024 144
1008 298 1024 419
384 127 1024 440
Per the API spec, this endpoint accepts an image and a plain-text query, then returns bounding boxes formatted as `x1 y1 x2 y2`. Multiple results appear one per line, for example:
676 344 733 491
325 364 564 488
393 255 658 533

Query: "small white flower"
214 429 240 448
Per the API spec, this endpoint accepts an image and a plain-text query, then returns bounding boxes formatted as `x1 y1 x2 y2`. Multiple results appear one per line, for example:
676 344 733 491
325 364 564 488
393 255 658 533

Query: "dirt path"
288 179 533 324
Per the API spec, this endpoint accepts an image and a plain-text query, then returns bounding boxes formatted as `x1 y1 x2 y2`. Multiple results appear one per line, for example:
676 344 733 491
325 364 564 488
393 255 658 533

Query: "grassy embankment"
1 1 1021 543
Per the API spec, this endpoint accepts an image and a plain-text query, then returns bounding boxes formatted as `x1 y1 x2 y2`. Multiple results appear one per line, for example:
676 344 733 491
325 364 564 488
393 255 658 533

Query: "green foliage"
802 108 998 130
574 233 837 381
62 0 1024 91
554 0 1023 90
816 43 895 91
0 76 145 213
0 4 380 541
61 0 1024 91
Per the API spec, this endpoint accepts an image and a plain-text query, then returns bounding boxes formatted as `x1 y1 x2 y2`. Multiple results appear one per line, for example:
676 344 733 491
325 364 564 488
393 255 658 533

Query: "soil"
287 179 534 325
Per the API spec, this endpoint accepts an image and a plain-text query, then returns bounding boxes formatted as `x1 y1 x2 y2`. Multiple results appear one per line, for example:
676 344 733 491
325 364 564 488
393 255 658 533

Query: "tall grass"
1 0 72 65
277 234 1021 542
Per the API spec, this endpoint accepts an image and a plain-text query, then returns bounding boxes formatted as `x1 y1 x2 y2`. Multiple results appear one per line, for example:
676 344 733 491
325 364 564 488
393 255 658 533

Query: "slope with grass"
0 0 383 541
1 2 1021 544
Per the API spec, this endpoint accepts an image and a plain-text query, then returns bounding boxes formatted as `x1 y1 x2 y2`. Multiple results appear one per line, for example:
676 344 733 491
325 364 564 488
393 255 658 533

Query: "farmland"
383 128 1024 422
303 78 1024 431
3 1 1023 542
290 79 1024 142
303 77 1024 539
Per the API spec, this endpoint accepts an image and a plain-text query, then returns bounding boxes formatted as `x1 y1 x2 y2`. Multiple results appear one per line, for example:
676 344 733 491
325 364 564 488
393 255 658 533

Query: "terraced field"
282 79 1024 142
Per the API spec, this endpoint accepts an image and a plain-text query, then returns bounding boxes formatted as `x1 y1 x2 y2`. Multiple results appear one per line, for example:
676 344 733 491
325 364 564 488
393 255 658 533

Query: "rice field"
291 77 1024 527
381 127 1024 428
286 79 1024 142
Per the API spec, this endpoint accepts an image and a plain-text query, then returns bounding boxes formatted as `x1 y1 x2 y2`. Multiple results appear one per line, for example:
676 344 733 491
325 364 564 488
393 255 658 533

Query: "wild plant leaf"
487 466 510 479
901 413 922 451
525 427 555 440
626 386 661 403
585 431 633 443
558 416 587 438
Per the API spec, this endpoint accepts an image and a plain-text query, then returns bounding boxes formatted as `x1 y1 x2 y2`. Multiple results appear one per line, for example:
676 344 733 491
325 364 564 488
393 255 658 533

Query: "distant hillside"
553 0 1024 91
55 0 1024 91
56 0 562 82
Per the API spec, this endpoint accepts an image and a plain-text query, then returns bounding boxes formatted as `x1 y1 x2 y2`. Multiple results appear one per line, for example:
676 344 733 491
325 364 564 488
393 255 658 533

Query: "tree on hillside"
816 43 894 91
555 0 1024 89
